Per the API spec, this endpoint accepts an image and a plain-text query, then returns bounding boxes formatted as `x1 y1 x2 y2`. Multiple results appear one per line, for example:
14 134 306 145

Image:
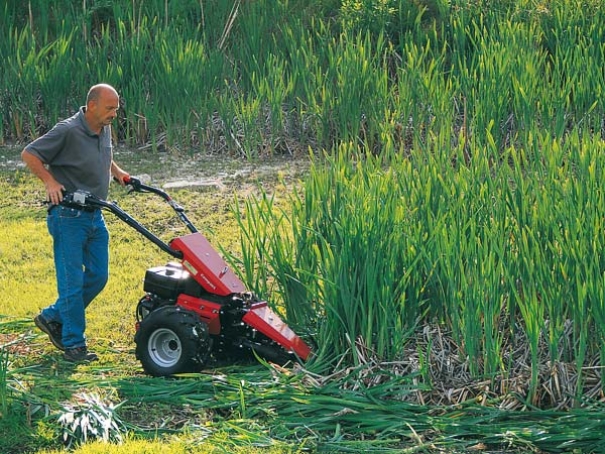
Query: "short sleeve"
23 122 69 164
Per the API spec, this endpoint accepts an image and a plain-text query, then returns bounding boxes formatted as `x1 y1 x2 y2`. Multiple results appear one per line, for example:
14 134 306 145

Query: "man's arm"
110 160 130 186
21 149 65 204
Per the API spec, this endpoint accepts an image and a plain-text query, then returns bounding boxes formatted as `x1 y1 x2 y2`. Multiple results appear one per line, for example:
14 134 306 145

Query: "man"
22 83 130 363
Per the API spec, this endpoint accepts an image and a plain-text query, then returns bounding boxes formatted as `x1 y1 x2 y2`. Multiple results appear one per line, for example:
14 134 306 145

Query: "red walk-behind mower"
61 177 312 376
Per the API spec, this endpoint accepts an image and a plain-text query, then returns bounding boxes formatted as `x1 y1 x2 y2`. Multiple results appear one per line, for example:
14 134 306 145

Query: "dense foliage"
2 0 603 155
3 1 605 452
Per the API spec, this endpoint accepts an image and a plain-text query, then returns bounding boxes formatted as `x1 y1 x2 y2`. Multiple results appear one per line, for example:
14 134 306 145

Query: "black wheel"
134 306 211 376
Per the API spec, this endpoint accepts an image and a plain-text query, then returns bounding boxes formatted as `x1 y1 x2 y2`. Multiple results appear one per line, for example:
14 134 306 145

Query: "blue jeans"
41 206 109 349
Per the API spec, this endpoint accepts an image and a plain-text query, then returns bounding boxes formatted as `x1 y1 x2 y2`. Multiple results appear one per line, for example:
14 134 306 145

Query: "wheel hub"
148 328 182 367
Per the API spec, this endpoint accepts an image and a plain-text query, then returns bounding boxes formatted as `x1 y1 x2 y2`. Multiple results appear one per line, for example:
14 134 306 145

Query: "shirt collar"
78 106 99 137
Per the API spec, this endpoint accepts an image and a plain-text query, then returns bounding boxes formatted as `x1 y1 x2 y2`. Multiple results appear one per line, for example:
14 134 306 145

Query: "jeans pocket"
48 206 82 236
57 206 82 219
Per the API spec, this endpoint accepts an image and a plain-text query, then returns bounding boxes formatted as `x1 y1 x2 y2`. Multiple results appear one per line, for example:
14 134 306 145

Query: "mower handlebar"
60 176 200 258
124 176 172 202
60 188 185 259
124 177 196 231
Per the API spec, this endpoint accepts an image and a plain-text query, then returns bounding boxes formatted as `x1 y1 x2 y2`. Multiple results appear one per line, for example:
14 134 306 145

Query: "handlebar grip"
126 176 142 191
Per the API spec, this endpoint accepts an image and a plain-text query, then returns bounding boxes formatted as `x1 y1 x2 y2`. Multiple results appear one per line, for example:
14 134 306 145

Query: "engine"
143 262 203 300
136 262 202 321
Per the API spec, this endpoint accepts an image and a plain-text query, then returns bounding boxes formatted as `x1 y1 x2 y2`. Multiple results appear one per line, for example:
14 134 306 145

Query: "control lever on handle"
124 176 141 191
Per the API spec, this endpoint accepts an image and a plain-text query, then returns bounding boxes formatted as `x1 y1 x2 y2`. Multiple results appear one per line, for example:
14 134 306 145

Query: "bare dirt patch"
1 145 310 194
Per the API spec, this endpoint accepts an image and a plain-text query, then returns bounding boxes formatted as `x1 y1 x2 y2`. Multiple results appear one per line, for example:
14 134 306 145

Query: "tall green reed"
3 0 605 155
232 145 433 364
232 127 605 400
540 1 605 134
0 346 8 417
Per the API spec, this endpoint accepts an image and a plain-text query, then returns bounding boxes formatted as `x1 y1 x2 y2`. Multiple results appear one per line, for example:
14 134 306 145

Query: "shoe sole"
34 316 65 351
63 358 98 363
63 353 99 363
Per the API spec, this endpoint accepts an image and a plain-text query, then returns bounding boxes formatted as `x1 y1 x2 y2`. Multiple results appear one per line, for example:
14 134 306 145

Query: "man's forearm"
110 160 129 184
21 149 65 203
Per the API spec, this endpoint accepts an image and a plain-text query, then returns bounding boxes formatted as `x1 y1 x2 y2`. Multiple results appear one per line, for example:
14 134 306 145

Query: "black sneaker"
63 347 99 363
34 314 64 351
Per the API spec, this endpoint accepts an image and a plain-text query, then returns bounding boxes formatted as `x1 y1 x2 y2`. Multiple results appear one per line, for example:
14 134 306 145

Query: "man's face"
89 90 119 128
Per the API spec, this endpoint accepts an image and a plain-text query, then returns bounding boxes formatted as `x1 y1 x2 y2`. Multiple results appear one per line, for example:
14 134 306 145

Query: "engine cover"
143 262 203 299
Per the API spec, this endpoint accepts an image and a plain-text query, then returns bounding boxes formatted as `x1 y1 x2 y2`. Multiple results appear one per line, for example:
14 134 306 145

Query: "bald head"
87 84 119 104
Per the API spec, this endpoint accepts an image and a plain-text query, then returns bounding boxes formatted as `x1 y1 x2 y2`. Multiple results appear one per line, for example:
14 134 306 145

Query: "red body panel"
171 233 246 296
242 302 311 360
171 233 313 360
177 294 222 335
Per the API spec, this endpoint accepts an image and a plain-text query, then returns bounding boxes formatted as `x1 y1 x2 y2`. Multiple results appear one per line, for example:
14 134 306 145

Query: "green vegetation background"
3 0 605 453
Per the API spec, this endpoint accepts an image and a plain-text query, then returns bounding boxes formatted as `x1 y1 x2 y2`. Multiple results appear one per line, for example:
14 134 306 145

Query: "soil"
0 144 310 193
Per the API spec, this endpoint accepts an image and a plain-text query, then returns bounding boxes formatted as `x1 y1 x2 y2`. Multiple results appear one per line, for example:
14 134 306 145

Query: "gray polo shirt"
24 107 113 199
